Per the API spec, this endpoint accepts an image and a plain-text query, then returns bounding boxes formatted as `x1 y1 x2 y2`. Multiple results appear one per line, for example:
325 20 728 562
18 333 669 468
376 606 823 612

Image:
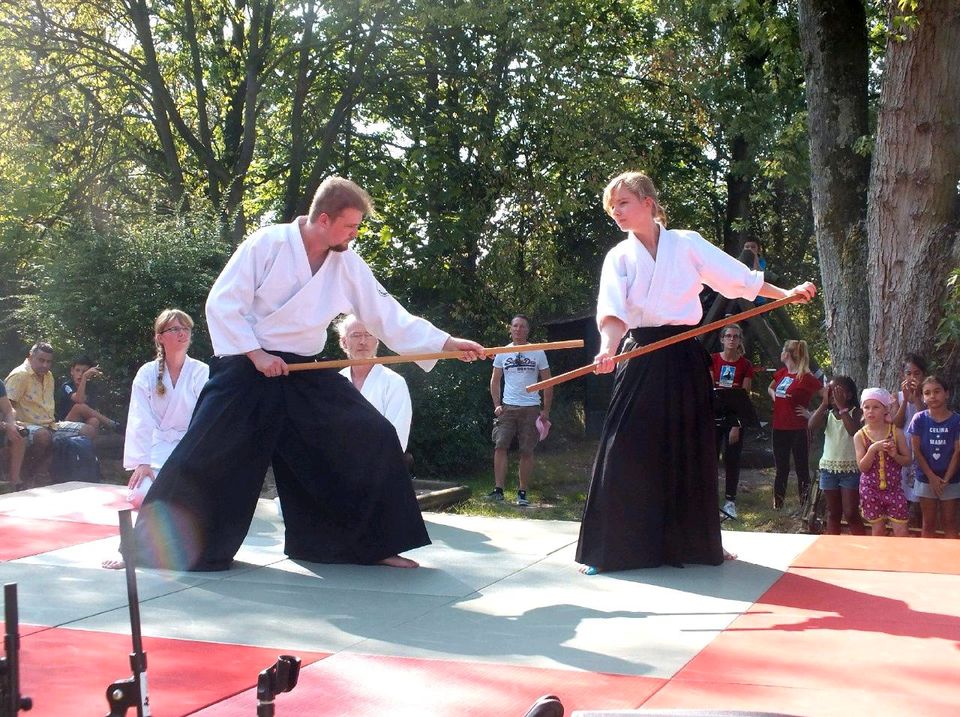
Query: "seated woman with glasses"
122 309 210 509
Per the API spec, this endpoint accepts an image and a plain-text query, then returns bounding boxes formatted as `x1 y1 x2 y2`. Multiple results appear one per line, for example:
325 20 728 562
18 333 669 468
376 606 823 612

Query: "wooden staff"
287 339 585 372
526 294 804 393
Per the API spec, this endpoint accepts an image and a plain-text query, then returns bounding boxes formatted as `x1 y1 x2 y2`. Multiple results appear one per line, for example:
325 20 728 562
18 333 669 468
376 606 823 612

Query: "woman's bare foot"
377 554 419 568
723 548 737 561
102 558 125 570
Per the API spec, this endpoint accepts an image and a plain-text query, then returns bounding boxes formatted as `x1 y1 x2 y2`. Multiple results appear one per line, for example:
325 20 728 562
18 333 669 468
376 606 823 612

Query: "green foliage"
0 0 890 474
936 268 960 368
13 210 229 410
398 359 492 478
891 0 921 39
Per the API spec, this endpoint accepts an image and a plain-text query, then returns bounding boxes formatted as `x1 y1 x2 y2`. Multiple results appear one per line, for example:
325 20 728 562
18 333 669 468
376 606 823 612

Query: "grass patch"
446 443 594 521
445 441 809 534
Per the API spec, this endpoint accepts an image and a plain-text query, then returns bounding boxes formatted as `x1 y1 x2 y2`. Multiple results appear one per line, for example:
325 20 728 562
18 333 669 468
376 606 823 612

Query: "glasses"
160 326 192 335
347 332 375 340
722 333 741 340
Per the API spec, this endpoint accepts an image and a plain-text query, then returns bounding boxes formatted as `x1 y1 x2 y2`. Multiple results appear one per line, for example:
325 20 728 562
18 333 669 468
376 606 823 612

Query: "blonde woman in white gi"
123 309 209 508
576 171 816 574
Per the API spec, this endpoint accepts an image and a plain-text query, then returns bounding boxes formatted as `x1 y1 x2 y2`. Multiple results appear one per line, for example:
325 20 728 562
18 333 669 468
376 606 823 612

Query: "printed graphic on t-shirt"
927 424 951 463
502 354 539 375
775 376 794 398
718 364 736 388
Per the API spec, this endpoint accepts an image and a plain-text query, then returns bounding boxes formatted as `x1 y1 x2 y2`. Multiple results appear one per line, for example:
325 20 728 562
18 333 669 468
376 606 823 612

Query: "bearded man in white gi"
337 315 412 452
133 177 484 571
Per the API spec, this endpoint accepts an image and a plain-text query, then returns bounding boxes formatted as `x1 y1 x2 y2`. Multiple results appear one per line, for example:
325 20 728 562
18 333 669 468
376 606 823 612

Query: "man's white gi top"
206 222 449 369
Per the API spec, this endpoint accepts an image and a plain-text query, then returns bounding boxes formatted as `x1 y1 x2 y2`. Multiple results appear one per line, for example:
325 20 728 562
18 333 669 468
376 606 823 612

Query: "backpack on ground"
51 434 102 483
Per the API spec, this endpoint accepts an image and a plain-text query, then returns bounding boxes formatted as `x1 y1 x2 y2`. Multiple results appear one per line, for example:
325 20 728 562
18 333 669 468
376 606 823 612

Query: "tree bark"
127 0 187 204
280 1 317 222
291 15 383 219
797 0 871 388
866 1 960 388
184 0 218 207
723 133 753 256
224 0 274 242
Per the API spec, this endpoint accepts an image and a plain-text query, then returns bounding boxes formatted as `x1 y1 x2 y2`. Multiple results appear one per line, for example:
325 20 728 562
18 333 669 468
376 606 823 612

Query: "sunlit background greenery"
0 1 955 477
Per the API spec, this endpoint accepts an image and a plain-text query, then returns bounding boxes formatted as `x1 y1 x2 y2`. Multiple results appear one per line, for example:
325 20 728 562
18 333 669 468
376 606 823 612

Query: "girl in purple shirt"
907 375 960 538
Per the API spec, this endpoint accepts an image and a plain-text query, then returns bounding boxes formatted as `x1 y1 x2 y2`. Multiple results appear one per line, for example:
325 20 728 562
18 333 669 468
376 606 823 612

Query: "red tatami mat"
0 515 118 560
195 652 666 716
16 625 329 716
0 484 132 525
792 534 960 574
654 567 960 716
641 679 960 717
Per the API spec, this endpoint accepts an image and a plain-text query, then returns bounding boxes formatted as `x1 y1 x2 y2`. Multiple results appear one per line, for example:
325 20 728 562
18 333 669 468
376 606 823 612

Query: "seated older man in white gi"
337 314 412 452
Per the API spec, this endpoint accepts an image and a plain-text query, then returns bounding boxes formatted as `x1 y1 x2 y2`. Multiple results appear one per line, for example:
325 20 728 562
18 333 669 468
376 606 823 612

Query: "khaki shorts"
23 421 85 445
492 405 540 453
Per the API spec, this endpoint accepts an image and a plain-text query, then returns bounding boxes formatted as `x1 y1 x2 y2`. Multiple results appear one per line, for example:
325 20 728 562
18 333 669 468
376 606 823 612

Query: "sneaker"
722 500 737 519
516 490 530 507
486 488 504 502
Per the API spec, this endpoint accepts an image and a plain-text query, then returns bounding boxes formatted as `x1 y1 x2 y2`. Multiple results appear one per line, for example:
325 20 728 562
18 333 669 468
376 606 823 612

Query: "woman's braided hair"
153 309 194 396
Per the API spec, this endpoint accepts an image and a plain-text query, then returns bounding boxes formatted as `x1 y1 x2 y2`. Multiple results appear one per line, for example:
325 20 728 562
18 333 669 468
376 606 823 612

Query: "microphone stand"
104 510 150 716
256 655 301 716
1 583 33 715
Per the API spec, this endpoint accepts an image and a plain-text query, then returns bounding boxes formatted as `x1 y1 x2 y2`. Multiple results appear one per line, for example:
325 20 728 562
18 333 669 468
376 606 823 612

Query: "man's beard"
331 242 350 253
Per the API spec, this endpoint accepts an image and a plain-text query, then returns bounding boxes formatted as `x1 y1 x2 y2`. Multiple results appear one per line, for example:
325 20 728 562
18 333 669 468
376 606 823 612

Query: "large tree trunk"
797 0 871 388
866 1 960 389
723 133 753 256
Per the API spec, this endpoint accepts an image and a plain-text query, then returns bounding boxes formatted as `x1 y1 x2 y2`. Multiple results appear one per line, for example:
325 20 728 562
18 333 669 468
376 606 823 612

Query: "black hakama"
576 326 723 570
133 353 429 571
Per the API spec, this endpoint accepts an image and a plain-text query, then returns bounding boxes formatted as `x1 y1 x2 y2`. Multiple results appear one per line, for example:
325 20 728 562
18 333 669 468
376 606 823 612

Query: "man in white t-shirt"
489 315 552 506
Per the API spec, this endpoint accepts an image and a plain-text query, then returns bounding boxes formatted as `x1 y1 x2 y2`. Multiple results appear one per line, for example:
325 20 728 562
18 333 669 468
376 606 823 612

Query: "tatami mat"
195 652 665 717
0 515 117 560
2 483 958 716
656 566 960 715
790 534 960 574
16 624 329 716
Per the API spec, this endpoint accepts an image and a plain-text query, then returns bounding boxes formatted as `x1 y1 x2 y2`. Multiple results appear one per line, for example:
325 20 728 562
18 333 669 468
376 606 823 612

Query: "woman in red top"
710 324 755 519
767 339 821 510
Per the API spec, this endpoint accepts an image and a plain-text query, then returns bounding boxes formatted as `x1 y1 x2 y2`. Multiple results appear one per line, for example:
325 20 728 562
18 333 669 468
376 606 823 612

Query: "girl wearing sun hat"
854 387 911 536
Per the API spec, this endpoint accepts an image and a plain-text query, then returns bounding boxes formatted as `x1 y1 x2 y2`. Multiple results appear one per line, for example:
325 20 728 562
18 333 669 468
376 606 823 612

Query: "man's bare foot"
102 558 125 570
723 548 737 561
377 555 419 568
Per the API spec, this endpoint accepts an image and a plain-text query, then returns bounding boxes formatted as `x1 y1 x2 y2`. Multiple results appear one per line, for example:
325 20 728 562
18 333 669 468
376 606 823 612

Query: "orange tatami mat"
655 566 960 716
792 534 960 574
0 515 118 561
195 652 666 717
16 625 330 716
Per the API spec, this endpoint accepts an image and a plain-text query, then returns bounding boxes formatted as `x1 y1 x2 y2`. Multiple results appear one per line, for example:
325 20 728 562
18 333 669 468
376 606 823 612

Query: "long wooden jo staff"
526 294 804 393
287 339 584 372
